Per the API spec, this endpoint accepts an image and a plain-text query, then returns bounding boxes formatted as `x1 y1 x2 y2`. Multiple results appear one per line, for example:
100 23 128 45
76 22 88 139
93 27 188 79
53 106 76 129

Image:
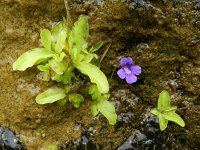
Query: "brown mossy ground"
0 0 200 149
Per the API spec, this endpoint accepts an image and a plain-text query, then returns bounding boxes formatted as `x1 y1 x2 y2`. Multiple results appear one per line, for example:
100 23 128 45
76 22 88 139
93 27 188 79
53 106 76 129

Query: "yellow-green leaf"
97 100 117 125
68 93 84 108
51 22 67 53
13 48 53 71
40 29 51 51
163 111 185 127
36 88 66 104
37 63 50 72
69 16 89 59
150 108 160 116
91 103 99 116
89 41 103 53
74 62 109 94
158 114 168 131
56 98 68 106
158 90 171 111
49 59 68 75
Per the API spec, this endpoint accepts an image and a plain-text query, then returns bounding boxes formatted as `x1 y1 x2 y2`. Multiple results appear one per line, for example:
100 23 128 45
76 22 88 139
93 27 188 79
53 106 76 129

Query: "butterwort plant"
151 90 185 131
13 16 117 125
117 57 141 84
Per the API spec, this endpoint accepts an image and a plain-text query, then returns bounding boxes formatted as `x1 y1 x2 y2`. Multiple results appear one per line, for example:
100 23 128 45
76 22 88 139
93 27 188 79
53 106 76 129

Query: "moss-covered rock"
0 0 200 149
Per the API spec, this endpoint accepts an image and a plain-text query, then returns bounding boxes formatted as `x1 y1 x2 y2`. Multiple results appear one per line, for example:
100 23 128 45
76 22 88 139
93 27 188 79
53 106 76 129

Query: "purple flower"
117 57 141 84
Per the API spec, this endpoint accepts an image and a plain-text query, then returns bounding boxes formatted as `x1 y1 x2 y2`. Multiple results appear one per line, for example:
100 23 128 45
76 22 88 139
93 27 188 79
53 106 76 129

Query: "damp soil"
0 0 200 149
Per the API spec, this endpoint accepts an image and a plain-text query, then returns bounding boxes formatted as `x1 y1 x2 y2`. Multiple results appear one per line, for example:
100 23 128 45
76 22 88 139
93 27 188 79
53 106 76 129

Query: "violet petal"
130 65 142 75
117 68 126 79
125 74 137 84
126 57 133 65
120 58 128 67
120 57 133 66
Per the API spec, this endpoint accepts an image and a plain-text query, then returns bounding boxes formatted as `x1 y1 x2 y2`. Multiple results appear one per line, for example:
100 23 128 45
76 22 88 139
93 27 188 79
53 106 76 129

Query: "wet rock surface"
0 0 200 149
0 127 22 149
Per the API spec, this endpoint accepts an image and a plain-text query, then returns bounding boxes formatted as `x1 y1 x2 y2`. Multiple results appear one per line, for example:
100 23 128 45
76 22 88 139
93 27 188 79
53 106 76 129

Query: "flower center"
124 67 131 74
